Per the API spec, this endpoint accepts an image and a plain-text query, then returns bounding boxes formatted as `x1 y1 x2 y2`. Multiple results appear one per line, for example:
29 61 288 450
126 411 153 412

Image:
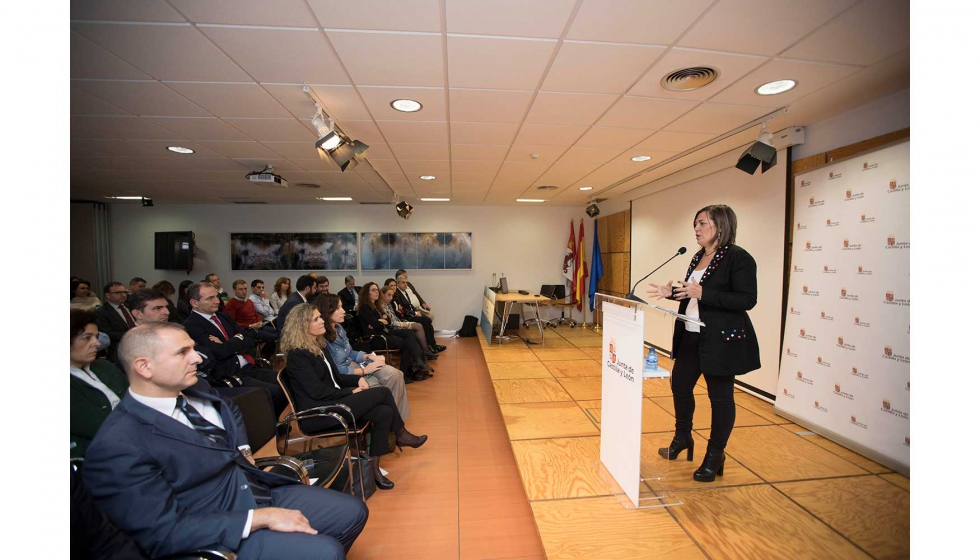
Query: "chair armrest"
254 455 310 485
161 549 237 560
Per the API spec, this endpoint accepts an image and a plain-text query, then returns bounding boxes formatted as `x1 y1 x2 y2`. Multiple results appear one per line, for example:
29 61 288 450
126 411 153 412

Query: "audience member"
129 289 173 325
249 279 277 324
125 277 147 306
71 279 102 310
184 282 287 415
355 283 433 380
339 276 358 313
83 322 368 559
281 304 428 490
176 280 194 322
270 277 292 315
395 269 433 321
97 282 136 364
204 273 228 312
314 275 330 296
394 275 445 354
276 274 315 331
71 309 128 458
379 285 437 365
151 280 182 323
226 279 278 360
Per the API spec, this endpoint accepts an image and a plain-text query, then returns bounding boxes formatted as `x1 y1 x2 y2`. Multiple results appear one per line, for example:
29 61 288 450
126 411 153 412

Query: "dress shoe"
657 433 695 462
692 450 726 482
394 427 428 452
369 456 394 490
435 344 447 352
403 374 415 384
423 351 439 360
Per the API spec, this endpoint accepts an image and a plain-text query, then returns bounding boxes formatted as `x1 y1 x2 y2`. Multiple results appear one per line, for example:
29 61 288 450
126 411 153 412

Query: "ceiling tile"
197 141 282 159
193 159 252 172
199 27 349 84
71 87 131 116
224 118 316 141
596 97 699 130
525 92 618 125
398 160 452 175
448 36 556 90
313 170 377 183
574 127 653 150
567 0 713 44
261 141 315 160
710 59 861 108
72 140 156 158
73 80 211 117
71 23 252 82
629 48 769 101
143 117 254 141
71 0 185 22
450 122 520 145
451 171 497 186
678 0 858 56
446 0 576 38
165 83 292 118
451 144 510 161
169 0 319 26
363 143 394 160
376 121 449 144
634 130 716 152
357 87 446 121
232 159 306 173
448 89 534 123
492 161 550 187
541 41 665 94
389 143 451 160
505 145 566 164
309 0 441 32
338 120 388 144
512 123 589 147
71 116 184 140
263 84 337 121
71 31 151 80
663 102 772 134
327 31 444 87
782 0 909 66
451 160 502 174
367 159 404 173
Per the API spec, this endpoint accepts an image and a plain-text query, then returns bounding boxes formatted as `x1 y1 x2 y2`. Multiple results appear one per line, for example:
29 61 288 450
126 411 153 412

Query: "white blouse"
684 268 706 333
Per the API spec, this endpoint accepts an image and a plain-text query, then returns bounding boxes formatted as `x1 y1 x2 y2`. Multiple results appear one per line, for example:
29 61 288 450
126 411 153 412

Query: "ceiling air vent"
294 183 321 189
536 185 558 191
660 66 719 92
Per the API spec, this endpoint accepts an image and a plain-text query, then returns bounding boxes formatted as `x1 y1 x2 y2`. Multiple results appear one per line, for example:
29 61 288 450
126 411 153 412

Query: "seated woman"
70 279 102 310
280 303 427 489
71 309 128 458
270 276 292 315
176 280 194 323
151 280 181 323
315 293 413 415
357 283 432 375
379 285 436 364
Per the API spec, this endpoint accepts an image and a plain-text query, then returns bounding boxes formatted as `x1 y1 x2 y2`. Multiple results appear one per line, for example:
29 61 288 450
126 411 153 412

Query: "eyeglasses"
369 288 379 292
108 291 128 295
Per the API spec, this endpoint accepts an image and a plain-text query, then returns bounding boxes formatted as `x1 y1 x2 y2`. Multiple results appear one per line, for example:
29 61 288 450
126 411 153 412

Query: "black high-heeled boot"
369 456 394 490
658 433 695 461
394 427 428 451
693 449 726 482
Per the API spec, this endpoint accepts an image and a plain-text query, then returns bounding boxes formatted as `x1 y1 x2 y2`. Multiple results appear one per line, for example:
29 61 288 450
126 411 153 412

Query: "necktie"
212 316 255 365
177 395 271 505
121 306 136 329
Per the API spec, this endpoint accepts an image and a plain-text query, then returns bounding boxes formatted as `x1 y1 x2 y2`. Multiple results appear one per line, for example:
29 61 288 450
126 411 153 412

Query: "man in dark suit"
184 282 287 415
97 282 135 364
275 274 316 331
339 275 359 313
394 275 445 353
83 323 368 559
124 277 146 307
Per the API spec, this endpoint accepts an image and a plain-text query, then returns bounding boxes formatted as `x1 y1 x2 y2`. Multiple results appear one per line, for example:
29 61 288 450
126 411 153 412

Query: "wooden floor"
323 328 907 559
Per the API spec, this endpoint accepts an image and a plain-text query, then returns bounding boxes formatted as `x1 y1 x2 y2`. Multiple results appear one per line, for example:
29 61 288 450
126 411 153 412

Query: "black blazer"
671 244 761 377
284 348 360 413
275 291 307 331
339 287 359 313
357 304 388 335
393 289 419 318
96 304 131 363
184 312 255 380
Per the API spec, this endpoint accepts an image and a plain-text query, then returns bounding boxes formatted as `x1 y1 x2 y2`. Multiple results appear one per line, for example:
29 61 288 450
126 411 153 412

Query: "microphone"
625 247 687 304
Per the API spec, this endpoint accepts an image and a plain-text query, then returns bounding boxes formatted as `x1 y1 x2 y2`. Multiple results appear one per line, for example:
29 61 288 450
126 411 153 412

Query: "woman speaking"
647 204 760 482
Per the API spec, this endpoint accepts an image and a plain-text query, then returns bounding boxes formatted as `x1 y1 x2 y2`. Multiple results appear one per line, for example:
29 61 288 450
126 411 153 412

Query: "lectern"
593 293 704 509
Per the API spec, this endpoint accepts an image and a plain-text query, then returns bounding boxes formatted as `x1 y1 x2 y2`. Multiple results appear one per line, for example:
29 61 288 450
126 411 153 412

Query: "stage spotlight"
311 107 369 172
736 123 777 175
586 202 600 218
141 197 154 207
351 139 370 162
396 201 414 219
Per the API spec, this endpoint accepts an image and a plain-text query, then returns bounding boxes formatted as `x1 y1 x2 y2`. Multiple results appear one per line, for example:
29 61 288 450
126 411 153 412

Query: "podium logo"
882 345 910 364
885 234 910 250
820 310 834 321
826 218 839 227
840 287 859 301
828 171 841 180
606 339 637 382
842 238 862 251
814 400 828 412
808 196 825 208
851 366 868 380
884 290 910 306
881 398 910 419
883 346 892 357
805 240 822 252
785 347 797 358
860 213 876 223
882 399 890 410
608 340 617 364
833 382 854 400
888 179 910 193
857 265 873 276
837 336 856 351
850 415 868 429
854 316 871 328
796 370 814 385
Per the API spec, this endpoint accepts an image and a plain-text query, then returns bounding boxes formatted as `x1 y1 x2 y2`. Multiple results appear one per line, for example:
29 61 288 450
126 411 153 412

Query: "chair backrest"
276 367 300 418
228 387 277 450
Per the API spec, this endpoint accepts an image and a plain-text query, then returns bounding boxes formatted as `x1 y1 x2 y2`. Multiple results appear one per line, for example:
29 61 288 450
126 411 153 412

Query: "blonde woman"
280 303 427 490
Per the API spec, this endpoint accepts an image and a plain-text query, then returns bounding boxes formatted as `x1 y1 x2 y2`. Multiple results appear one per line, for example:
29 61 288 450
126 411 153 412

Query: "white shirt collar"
193 310 216 320
129 389 181 418
299 292 307 302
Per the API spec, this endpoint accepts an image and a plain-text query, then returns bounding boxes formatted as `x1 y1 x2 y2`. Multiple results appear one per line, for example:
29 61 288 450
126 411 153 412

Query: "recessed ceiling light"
579 186 593 191
631 155 652 162
419 175 436 180
755 79 797 96
516 199 546 203
420 198 450 202
104 196 143 200
316 197 353 201
167 146 195 154
391 99 422 113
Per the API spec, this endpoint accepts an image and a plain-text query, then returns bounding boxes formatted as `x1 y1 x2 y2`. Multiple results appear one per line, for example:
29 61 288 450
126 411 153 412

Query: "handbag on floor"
329 452 377 500
456 315 479 337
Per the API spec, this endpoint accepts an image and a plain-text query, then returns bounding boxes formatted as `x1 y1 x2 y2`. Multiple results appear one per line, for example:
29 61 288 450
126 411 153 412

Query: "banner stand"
595 294 704 509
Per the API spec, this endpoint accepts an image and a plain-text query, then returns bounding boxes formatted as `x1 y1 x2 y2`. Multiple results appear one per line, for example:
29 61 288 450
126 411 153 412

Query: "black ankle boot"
693 450 726 482
369 456 394 490
394 427 428 451
658 433 695 461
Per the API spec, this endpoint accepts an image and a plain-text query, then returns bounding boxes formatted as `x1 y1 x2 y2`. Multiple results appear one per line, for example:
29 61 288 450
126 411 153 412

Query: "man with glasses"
97 282 136 364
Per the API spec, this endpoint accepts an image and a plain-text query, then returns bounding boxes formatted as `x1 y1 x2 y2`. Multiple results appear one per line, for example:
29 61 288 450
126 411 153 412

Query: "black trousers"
387 328 423 364
301 387 405 457
252 324 279 360
671 329 736 453
405 314 436 346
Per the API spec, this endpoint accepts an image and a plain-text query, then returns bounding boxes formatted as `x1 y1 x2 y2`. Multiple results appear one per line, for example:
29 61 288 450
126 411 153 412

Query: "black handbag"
329 452 377 500
456 315 479 337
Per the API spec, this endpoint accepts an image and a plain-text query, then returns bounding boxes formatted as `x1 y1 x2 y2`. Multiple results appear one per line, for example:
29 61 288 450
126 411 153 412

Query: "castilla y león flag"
562 220 575 288
574 219 589 312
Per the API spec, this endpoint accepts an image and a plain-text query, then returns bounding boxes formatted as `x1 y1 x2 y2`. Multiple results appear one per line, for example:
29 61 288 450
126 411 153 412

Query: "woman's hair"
71 308 98 342
178 280 194 301
279 303 325 358
694 204 737 248
356 282 378 313
71 279 90 299
377 286 396 313
312 293 343 342
152 280 176 296
274 277 292 297
383 278 396 288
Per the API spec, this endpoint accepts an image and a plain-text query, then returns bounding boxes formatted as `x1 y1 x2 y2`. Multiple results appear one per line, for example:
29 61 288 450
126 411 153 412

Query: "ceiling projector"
247 171 288 188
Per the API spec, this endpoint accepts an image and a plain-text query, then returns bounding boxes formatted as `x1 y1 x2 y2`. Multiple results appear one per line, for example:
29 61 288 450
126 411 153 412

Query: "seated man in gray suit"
83 322 368 560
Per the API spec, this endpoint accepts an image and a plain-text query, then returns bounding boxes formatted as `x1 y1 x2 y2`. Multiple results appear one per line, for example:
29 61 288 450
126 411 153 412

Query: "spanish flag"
574 219 589 312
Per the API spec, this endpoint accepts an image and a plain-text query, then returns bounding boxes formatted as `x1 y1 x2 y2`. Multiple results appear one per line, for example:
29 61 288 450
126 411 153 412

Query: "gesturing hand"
672 281 702 301
252 508 317 535
647 281 675 300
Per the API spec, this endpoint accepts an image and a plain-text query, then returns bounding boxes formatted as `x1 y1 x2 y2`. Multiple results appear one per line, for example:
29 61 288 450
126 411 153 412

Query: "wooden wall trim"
790 127 910 177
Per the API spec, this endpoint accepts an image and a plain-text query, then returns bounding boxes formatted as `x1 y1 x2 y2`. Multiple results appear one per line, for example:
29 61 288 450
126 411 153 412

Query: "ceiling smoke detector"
660 66 719 92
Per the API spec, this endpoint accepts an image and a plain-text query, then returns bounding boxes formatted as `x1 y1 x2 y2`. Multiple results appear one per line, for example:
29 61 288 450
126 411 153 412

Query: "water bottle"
645 347 659 372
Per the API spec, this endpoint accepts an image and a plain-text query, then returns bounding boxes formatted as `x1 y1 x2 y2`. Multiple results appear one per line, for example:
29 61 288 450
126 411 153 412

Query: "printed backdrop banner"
775 141 910 469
